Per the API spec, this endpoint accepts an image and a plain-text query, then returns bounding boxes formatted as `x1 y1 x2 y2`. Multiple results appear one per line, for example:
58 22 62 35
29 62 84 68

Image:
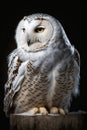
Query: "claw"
25 107 39 115
50 107 66 115
39 107 48 115
58 108 65 115
50 107 58 114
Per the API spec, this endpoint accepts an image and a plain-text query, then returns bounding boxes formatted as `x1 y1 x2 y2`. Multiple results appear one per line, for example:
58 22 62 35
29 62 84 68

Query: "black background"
0 1 87 130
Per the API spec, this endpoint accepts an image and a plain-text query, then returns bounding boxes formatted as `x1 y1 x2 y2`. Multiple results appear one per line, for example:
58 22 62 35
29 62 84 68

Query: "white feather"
13 61 28 91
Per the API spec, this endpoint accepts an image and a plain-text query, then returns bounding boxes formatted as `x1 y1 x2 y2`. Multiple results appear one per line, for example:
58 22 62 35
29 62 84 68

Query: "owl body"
4 13 80 116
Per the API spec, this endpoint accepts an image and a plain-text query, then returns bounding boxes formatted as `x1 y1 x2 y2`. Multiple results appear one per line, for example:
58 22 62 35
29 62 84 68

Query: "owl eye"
22 28 25 32
34 26 45 33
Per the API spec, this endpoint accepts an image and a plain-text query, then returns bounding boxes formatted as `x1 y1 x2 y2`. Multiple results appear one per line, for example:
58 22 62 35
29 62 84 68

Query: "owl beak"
27 40 30 46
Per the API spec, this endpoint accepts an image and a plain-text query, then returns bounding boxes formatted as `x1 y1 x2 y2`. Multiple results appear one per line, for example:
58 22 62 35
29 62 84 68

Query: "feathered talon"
50 107 58 114
58 108 65 115
50 107 65 115
39 107 48 115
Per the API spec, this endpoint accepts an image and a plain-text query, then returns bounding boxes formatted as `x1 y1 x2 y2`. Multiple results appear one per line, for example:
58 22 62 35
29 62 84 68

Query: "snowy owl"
4 13 80 116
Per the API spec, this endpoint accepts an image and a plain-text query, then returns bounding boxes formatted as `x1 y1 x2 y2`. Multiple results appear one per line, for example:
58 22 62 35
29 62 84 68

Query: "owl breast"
13 55 75 113
13 60 50 113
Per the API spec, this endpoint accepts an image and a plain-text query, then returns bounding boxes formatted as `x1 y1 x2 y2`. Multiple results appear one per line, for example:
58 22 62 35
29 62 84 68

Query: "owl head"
15 13 70 52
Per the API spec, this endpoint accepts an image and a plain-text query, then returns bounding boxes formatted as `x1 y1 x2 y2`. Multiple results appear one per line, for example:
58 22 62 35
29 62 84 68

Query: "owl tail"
4 88 14 117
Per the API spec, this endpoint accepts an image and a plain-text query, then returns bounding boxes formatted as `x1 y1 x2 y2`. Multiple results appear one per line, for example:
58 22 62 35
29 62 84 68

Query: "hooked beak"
27 40 30 46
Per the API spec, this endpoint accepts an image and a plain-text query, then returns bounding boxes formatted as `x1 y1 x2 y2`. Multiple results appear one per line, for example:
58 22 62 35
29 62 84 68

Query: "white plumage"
4 13 80 116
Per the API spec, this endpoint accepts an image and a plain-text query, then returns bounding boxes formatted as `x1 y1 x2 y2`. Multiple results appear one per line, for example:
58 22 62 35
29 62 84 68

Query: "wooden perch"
10 112 87 130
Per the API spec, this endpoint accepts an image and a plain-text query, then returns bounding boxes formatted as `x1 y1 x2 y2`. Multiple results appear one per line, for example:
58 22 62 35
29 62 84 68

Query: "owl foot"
39 107 48 115
27 107 39 115
50 107 65 115
15 107 39 115
58 108 65 115
50 107 58 114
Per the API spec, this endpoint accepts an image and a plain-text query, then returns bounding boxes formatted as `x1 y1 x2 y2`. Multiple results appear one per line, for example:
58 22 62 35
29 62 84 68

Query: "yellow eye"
34 26 45 33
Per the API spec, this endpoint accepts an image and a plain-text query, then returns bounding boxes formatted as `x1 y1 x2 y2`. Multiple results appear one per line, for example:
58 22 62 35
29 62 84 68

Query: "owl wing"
72 48 80 96
4 49 28 116
74 48 80 66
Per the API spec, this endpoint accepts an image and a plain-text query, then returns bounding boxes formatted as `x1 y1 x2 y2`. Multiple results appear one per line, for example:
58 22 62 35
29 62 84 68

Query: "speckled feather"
4 13 80 116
